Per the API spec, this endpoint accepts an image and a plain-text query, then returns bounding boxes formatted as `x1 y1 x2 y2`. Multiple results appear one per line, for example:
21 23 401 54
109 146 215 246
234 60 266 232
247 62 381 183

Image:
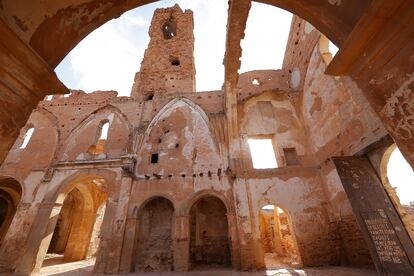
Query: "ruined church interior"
0 0 413 275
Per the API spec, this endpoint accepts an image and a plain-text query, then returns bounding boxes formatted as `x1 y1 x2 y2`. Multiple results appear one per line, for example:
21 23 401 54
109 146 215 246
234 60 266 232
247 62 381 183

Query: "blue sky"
55 0 292 96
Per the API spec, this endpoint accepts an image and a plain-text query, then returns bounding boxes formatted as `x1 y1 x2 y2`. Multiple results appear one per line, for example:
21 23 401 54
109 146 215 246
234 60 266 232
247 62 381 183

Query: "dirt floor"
24 257 378 276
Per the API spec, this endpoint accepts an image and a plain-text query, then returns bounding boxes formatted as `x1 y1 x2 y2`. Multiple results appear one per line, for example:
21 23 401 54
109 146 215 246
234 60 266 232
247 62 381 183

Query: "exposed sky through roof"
55 1 292 96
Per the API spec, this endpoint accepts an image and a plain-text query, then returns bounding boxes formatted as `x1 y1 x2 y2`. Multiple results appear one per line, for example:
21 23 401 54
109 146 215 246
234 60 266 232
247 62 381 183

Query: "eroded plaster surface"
0 4 413 276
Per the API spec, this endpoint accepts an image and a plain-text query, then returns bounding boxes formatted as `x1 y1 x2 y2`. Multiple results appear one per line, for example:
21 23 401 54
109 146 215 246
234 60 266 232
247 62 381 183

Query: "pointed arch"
1 108 60 180
144 98 210 139
65 104 132 140
135 98 222 176
59 105 132 161
137 98 218 154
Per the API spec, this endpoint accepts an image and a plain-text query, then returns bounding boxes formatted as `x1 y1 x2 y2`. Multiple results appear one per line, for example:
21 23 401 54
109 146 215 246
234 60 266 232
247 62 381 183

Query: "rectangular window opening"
283 148 299 166
151 153 159 164
247 138 278 169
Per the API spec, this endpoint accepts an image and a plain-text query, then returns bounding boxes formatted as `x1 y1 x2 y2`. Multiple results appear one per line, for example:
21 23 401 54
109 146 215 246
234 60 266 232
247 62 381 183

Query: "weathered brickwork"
0 4 412 275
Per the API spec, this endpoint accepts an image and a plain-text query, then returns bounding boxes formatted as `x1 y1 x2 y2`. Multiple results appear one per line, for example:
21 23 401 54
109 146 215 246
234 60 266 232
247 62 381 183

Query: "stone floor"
30 257 377 276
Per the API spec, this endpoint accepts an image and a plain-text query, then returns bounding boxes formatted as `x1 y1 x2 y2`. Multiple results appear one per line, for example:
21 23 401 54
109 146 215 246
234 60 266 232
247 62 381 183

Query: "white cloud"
123 14 148 27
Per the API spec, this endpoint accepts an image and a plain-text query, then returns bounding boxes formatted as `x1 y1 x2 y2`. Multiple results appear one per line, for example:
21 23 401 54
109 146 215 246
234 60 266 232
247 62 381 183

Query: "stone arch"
0 177 22 245
14 169 116 274
136 98 221 176
60 105 132 161
132 196 175 272
136 194 176 216
2 108 60 179
180 189 233 217
64 104 132 140
2 0 370 68
142 98 211 141
187 194 232 269
380 143 397 188
380 144 414 241
257 203 302 268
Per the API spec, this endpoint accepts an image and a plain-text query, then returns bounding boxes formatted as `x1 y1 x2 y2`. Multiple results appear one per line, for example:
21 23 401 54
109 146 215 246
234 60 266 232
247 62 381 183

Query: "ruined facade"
0 1 413 275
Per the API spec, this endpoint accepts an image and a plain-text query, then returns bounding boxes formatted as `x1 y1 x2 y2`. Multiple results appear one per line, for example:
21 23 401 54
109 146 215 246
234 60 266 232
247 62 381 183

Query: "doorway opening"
189 196 231 269
259 205 301 268
40 177 107 270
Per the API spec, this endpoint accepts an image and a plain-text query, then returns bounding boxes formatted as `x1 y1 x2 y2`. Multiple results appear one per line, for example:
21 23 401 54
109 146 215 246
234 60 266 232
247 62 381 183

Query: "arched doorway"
133 197 174 272
259 205 301 268
40 176 107 268
381 145 414 242
0 177 22 245
189 196 231 269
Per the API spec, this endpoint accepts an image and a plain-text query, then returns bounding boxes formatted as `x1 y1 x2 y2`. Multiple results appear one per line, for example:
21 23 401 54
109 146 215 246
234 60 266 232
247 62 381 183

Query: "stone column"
15 202 62 274
232 179 256 270
173 215 190 271
94 174 133 274
273 209 284 255
227 212 241 269
118 216 139 272
0 203 38 272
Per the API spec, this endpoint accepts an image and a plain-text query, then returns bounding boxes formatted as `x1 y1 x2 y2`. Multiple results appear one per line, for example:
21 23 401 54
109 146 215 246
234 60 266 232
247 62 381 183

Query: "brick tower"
131 4 196 100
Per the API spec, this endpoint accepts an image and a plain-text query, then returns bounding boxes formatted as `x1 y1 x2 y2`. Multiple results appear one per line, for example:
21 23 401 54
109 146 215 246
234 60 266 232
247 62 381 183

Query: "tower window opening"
171 59 180 66
151 153 159 164
162 19 177 39
252 79 261 86
248 138 278 169
20 127 34 149
146 93 154 101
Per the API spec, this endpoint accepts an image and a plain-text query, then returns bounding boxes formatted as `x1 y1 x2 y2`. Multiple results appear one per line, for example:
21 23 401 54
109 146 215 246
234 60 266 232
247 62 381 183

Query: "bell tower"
131 4 196 100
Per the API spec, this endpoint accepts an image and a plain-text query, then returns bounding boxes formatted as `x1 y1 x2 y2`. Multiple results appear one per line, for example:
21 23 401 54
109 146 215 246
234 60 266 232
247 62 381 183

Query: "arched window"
88 121 110 156
19 127 34 149
99 122 110 141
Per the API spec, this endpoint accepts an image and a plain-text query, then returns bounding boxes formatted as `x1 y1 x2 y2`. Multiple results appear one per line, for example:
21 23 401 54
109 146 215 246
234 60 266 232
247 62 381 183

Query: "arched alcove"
0 177 22 245
133 197 175 272
189 196 231 269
